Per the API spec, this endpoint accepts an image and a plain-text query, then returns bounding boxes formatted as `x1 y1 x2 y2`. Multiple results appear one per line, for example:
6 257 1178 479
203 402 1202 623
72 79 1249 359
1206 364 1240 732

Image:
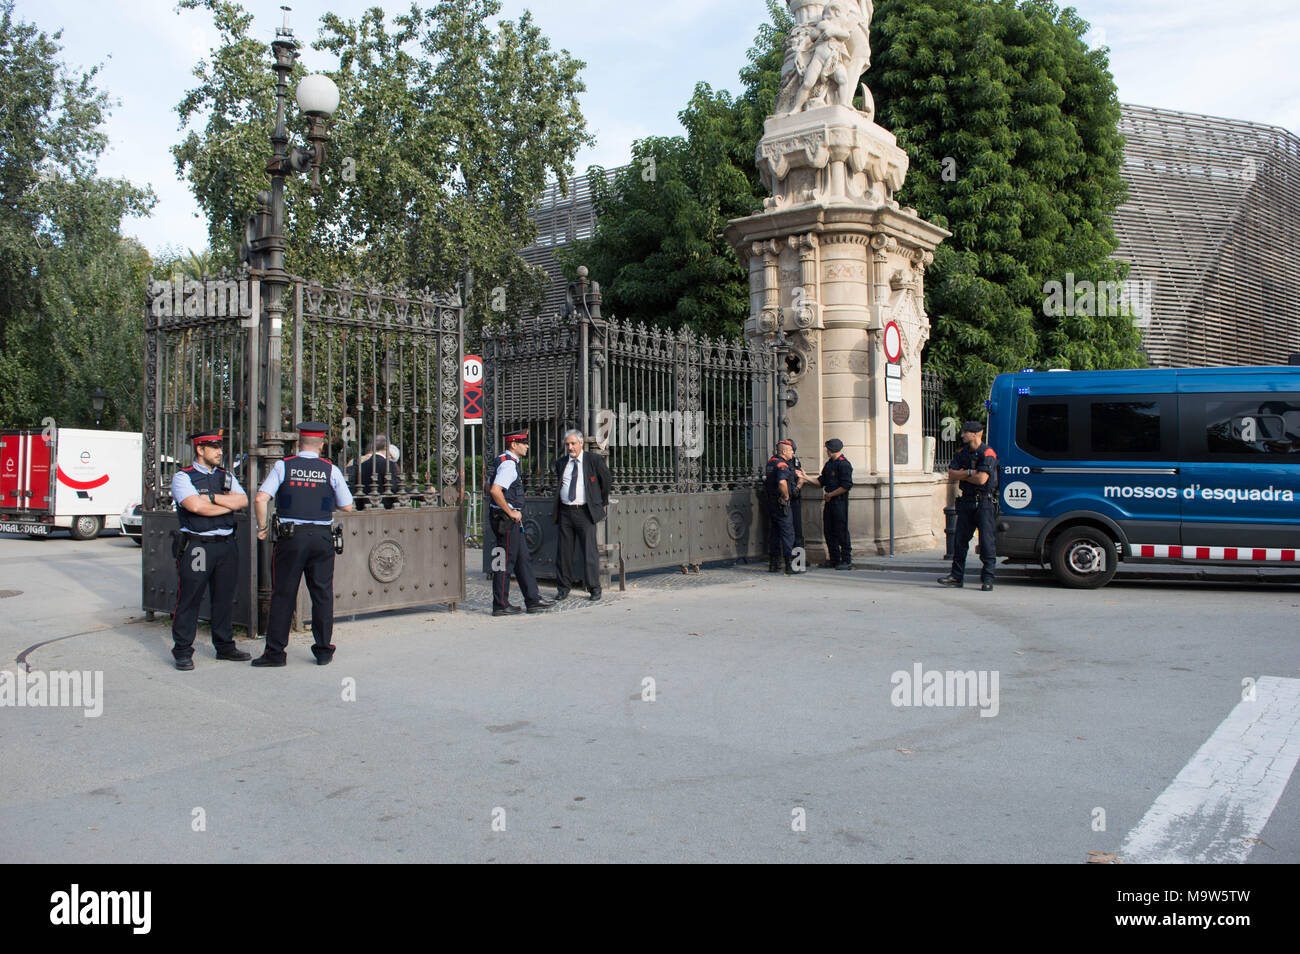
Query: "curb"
850 560 1300 585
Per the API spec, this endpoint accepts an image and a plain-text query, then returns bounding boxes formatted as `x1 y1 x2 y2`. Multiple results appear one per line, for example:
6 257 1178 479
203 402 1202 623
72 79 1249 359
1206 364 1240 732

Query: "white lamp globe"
296 74 340 118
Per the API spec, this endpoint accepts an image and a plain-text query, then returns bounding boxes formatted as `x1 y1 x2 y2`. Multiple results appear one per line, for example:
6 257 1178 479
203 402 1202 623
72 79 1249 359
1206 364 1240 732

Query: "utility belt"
272 517 343 553
959 491 999 507
170 529 233 559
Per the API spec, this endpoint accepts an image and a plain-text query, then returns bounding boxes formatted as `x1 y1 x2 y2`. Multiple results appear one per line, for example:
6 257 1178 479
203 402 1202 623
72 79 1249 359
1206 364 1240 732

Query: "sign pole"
889 411 895 557
882 320 904 558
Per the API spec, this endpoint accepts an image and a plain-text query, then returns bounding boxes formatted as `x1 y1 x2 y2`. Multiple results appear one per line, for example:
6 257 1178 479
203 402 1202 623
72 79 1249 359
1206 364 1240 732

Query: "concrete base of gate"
798 473 949 559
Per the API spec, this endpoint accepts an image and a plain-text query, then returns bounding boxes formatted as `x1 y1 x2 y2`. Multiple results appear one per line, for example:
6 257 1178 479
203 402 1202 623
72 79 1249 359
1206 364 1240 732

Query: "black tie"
567 457 578 502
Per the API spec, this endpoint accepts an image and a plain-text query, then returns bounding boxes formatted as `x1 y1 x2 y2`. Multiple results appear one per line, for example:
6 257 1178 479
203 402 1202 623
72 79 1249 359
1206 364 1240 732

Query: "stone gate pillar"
725 0 951 555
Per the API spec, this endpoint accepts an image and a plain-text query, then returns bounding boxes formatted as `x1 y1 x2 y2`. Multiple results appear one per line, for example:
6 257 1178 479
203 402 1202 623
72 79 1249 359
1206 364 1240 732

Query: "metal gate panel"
687 489 767 566
480 497 559 581
608 493 690 572
298 506 464 621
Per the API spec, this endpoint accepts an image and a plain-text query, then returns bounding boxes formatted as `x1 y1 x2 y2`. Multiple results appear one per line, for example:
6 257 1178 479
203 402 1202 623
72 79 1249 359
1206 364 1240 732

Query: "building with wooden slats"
1113 104 1300 368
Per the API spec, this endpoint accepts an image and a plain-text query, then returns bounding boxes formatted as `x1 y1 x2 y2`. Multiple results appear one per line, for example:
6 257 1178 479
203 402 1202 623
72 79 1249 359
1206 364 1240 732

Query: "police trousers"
950 496 997 584
172 533 239 660
767 500 794 562
824 496 851 564
491 510 541 610
265 525 336 661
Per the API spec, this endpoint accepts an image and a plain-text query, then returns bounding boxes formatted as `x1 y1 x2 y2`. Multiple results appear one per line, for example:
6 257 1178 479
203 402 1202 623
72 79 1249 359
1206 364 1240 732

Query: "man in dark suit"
345 435 403 510
553 428 612 602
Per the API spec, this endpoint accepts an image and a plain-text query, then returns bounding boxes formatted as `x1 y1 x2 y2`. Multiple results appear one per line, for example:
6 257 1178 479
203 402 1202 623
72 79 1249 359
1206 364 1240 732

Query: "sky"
13 0 1300 257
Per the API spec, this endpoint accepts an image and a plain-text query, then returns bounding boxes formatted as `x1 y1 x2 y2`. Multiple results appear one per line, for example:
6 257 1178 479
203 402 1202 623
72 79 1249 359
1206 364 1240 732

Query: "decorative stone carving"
368 540 405 583
775 1 875 117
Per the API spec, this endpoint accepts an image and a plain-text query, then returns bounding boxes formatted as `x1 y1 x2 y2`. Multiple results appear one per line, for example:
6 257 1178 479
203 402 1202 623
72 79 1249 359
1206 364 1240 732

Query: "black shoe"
937 575 963 588
526 599 554 614
315 654 333 665
818 561 838 569
589 589 602 602
981 582 994 592
835 562 854 571
493 605 524 617
216 649 251 662
555 588 571 601
174 658 194 671
251 654 286 667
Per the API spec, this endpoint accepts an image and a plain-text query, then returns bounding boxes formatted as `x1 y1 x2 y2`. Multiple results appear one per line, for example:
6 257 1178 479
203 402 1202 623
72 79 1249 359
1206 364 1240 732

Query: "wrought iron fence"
921 367 958 472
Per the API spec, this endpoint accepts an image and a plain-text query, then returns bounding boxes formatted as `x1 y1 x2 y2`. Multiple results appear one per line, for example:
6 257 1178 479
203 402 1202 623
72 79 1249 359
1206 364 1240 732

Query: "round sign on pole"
883 321 902 364
463 354 483 385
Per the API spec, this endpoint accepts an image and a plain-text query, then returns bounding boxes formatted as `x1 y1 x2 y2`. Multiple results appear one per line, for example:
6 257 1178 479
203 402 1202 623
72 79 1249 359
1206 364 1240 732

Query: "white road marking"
1120 676 1300 863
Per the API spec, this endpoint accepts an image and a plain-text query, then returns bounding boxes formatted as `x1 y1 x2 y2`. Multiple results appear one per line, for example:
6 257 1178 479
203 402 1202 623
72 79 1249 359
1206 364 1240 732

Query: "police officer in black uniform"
253 423 355 666
939 421 999 591
788 439 805 554
487 430 554 616
764 439 802 575
802 438 853 569
169 430 251 670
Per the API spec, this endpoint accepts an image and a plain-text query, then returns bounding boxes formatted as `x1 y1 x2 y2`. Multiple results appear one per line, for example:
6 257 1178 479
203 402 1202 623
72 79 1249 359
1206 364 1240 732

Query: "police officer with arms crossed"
253 422 354 666
170 430 251 670
938 421 999 591
800 438 854 570
487 430 554 616
764 439 803 575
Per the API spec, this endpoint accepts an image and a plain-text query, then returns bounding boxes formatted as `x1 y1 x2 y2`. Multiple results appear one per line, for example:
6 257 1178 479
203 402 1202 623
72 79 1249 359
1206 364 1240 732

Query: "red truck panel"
0 432 20 511
27 433 53 511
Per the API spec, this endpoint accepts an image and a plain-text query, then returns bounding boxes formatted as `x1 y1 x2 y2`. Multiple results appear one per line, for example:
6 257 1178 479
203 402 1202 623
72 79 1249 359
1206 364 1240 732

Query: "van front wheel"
1050 527 1117 589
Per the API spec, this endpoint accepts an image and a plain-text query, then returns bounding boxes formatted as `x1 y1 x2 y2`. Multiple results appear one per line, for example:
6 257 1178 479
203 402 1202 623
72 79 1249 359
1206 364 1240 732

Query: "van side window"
1202 396 1300 459
1091 402 1161 454
1023 402 1070 456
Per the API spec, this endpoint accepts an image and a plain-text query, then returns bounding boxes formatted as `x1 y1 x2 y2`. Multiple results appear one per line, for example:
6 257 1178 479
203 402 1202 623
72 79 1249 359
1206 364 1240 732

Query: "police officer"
253 423 354 666
487 431 554 616
938 421 999 591
169 430 250 670
788 438 805 553
802 438 854 569
764 440 802 574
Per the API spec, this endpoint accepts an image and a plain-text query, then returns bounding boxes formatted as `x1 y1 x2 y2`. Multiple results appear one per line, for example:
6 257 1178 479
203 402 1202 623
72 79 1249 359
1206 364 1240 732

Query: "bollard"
943 506 957 560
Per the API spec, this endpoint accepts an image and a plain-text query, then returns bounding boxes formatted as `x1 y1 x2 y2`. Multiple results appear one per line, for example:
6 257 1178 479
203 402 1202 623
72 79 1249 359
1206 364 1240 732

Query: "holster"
332 523 344 554
169 529 193 560
273 516 296 540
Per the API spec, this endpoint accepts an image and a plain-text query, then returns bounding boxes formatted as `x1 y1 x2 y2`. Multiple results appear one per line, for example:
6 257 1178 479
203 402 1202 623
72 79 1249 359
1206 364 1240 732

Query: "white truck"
0 428 142 539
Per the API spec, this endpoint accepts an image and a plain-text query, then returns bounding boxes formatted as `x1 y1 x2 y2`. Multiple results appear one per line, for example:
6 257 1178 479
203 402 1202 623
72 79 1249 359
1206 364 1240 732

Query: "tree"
572 0 1145 418
173 0 591 332
0 0 155 429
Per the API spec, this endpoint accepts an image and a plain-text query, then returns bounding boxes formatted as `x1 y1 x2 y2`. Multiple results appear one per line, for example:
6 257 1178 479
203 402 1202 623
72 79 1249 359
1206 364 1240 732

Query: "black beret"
825 438 844 452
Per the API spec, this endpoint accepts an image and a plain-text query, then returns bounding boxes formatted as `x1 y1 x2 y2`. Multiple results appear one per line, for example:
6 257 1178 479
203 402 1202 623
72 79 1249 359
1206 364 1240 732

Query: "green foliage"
173 0 591 333
0 0 156 429
573 0 1145 419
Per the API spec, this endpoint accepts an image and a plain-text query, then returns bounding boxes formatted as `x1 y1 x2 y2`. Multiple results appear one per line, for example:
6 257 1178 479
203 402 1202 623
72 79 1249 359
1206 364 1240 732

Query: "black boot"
768 555 781 573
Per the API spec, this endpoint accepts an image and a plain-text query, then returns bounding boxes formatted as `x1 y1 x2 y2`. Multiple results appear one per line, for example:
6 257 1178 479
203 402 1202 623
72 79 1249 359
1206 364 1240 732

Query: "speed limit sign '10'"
463 355 483 385
883 321 902 364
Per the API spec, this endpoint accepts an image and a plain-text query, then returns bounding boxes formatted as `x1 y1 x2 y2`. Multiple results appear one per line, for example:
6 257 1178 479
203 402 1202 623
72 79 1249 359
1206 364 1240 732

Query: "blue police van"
988 366 1300 588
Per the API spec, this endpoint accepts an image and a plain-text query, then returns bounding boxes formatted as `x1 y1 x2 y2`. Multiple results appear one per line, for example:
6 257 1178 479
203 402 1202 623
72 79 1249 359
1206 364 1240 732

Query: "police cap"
504 430 530 445
190 429 223 447
298 422 329 438
960 421 985 435
825 438 844 453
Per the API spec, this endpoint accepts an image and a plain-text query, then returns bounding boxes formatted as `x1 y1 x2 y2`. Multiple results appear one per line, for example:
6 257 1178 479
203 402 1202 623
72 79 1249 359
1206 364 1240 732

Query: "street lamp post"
240 6 340 631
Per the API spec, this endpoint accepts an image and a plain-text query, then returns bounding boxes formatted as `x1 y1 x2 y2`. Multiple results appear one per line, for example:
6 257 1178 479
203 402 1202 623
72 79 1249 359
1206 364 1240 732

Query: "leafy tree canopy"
173 0 591 333
569 0 1145 417
0 0 155 429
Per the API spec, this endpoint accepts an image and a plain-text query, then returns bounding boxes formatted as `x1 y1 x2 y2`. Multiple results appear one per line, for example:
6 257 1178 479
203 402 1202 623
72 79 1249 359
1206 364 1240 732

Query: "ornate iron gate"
481 279 777 581
142 272 465 631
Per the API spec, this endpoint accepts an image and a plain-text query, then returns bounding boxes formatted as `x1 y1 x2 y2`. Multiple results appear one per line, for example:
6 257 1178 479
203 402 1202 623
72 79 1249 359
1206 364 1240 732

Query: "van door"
27 433 54 512
1179 383 1300 553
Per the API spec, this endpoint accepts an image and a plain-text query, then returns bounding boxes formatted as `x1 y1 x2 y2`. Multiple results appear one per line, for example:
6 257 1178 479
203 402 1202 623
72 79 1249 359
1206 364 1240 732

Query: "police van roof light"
1017 387 1030 395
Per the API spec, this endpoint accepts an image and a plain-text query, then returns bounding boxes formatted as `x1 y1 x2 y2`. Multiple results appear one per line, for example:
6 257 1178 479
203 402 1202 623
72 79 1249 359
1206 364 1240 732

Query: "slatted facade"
1113 104 1300 368
519 166 624 315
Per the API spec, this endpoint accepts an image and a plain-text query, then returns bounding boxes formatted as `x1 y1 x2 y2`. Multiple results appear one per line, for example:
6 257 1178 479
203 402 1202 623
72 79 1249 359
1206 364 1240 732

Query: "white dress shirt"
560 452 586 506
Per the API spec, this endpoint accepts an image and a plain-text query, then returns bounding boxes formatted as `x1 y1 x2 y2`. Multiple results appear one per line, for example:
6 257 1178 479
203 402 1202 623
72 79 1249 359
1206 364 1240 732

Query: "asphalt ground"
0 531 1296 865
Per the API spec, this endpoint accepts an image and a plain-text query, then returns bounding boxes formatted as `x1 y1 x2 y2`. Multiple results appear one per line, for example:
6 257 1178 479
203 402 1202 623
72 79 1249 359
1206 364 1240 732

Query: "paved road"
1 533 1296 863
